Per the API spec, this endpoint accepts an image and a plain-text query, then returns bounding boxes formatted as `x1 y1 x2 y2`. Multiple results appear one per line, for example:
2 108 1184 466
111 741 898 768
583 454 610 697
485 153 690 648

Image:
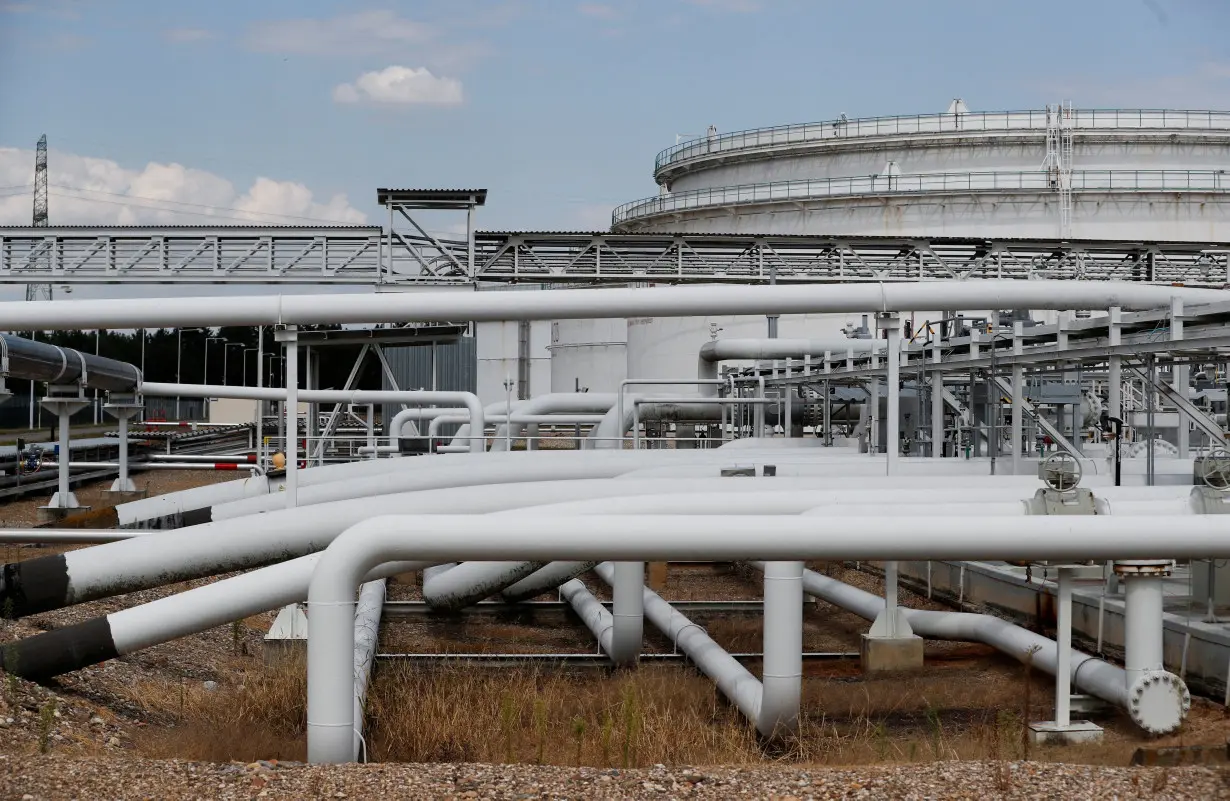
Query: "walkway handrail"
655 108 1230 174
615 168 1230 227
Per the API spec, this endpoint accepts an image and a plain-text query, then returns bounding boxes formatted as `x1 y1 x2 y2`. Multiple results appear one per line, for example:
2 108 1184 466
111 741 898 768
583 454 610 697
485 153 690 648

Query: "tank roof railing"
615 168 1230 227
655 108 1230 176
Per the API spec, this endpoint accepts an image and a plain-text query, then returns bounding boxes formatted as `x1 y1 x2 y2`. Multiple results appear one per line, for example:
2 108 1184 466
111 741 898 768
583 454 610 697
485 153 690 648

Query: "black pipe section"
0 554 71 618
0 617 118 680
1 333 141 392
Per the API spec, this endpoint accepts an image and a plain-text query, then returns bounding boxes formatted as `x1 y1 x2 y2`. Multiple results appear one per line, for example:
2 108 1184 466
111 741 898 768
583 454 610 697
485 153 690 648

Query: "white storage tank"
613 103 1230 240
476 320 552 407
549 318 627 394
626 312 866 396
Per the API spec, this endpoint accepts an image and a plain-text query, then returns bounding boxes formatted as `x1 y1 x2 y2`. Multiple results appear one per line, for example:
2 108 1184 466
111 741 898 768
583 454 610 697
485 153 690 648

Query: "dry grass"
119 653 1230 770
127 655 307 763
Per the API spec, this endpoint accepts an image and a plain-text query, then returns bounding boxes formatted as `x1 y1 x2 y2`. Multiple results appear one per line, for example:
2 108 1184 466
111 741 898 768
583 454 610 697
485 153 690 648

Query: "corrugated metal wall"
381 337 477 438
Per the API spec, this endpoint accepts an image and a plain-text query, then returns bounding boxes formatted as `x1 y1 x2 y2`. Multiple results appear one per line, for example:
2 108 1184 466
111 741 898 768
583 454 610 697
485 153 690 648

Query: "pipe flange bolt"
1113 560 1173 578
1127 671 1190 735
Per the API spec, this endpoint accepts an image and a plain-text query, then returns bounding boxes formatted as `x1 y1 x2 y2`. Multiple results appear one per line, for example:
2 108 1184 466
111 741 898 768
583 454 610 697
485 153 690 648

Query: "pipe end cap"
1127 671 1190 735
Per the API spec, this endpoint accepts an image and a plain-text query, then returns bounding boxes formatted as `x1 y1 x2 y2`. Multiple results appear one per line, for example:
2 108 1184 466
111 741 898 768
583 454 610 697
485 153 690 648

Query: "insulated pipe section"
0 552 430 680
421 561 546 609
559 578 615 656
609 562 644 666
2 281 1220 330
502 561 599 603
351 579 385 762
747 563 1190 735
6 470 1186 619
304 514 1228 761
13 470 863 615
0 333 140 392
595 561 800 736
489 393 618 452
138 383 486 454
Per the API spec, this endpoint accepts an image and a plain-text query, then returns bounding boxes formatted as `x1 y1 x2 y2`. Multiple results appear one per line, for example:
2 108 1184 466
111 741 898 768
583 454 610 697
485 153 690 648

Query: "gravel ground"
0 469 240 528
1 757 1227 799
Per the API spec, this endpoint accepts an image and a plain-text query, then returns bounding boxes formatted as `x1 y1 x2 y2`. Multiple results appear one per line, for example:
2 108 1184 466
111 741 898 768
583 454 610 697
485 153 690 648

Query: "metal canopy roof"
376 189 487 207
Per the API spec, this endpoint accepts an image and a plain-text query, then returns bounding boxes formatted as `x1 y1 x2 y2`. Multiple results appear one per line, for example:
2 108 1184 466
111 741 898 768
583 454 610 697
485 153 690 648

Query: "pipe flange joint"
1127 671 1190 735
1113 560 1173 578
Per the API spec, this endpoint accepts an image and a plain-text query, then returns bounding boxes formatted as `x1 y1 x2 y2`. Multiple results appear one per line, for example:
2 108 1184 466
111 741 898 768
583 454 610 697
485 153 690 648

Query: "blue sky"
2 0 1230 232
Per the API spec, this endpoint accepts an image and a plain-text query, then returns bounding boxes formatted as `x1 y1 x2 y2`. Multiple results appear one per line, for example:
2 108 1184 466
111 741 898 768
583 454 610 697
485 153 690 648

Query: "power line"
49 184 365 225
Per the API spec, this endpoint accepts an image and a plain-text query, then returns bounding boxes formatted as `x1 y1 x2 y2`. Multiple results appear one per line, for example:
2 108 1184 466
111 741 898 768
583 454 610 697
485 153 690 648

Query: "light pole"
204 335 227 385
93 329 101 425
224 343 243 386
176 328 202 419
244 348 258 387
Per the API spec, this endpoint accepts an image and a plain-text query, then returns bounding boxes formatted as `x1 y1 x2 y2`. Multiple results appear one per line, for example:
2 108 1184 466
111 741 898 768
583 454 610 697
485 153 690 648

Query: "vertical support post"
883 560 899 638
880 313 901 475
1172 298 1189 458
1120 562 1170 688
1108 306 1122 471
611 561 644 667
969 329 980 458
256 325 264 468
1055 566 1074 728
823 378 831 446
931 341 943 458
276 326 300 510
57 405 71 503
1012 321 1024 474
869 349 879 457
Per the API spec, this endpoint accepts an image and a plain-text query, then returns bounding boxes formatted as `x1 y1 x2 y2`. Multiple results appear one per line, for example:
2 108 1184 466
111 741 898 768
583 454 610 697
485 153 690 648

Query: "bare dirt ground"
0 469 240 528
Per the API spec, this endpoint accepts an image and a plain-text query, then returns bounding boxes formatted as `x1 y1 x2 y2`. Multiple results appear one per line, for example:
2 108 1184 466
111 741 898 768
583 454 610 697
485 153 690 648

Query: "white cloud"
578 3 619 20
163 27 213 43
332 66 463 106
246 10 435 57
0 146 366 225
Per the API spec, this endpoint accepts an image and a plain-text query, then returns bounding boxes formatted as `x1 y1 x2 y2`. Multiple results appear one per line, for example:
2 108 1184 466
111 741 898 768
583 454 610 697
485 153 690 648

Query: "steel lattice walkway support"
3 225 1230 286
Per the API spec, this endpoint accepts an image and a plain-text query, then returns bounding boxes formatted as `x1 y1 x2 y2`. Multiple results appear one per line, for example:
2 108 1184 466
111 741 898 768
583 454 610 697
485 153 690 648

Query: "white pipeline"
351 579 385 762
6 281 1218 330
747 563 1187 736
305 513 1228 762
139 383 486 454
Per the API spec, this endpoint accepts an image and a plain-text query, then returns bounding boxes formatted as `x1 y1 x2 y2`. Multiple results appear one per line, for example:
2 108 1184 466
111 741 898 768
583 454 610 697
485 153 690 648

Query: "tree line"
16 326 386 390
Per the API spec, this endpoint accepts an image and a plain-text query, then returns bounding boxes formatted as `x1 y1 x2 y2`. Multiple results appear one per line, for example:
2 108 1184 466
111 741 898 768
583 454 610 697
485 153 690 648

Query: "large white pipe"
597 561 800 736
558 577 615 654
421 561 546 609
745 562 1187 736
489 393 618 452
0 550 429 680
1124 571 1167 687
16 473 903 615
305 513 1226 762
6 281 1219 330
139 383 485 454
211 447 1028 519
502 561 599 602
610 561 644 666
351 579 385 762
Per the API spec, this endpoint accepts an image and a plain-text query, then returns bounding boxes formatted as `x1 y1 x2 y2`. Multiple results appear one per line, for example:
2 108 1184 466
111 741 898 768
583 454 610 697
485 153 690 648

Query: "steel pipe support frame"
39 385 89 517
103 395 143 496
1027 566 1105 744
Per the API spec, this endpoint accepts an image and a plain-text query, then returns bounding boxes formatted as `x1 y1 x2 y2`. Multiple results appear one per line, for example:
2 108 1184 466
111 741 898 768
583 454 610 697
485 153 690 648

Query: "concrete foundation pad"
37 502 91 524
1028 720 1104 745
103 488 148 501
860 634 924 672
